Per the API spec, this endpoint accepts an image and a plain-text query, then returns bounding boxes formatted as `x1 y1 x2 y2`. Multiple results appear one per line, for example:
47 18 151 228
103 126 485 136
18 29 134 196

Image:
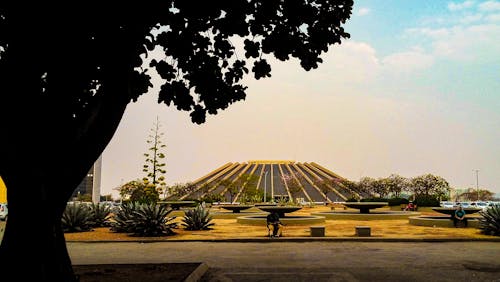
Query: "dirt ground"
64 205 492 242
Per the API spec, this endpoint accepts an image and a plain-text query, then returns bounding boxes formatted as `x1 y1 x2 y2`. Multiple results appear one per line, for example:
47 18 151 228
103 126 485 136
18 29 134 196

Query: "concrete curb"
67 236 500 243
185 262 209 282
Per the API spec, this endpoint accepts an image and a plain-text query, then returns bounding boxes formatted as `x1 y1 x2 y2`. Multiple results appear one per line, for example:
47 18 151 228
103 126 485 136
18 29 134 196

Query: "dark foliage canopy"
0 1 352 125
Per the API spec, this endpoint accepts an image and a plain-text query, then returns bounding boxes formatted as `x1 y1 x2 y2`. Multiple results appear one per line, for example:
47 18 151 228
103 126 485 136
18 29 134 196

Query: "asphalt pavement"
68 241 500 281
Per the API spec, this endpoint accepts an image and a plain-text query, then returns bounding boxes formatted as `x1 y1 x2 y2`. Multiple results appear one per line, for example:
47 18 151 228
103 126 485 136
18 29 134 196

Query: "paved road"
68 241 500 281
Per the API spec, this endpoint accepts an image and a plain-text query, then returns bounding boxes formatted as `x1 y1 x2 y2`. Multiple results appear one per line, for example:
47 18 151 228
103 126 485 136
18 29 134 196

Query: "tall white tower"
92 155 102 203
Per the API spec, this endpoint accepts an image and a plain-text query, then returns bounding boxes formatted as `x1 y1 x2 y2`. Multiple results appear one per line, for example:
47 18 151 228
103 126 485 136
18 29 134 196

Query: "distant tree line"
338 173 494 206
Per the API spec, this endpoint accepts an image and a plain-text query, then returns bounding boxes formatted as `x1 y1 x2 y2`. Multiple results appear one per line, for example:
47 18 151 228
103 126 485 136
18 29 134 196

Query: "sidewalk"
69 241 500 281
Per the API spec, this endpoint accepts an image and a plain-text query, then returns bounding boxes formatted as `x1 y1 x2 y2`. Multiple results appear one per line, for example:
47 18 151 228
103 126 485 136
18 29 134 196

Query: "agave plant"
109 201 140 233
182 204 214 230
128 203 177 236
110 202 177 236
479 205 500 236
89 202 112 227
61 203 94 233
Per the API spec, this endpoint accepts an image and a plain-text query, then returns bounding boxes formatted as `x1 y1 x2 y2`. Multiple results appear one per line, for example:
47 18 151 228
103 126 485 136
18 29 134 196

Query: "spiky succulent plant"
110 202 177 236
479 204 500 236
61 203 94 233
89 202 113 227
109 201 139 233
182 204 214 230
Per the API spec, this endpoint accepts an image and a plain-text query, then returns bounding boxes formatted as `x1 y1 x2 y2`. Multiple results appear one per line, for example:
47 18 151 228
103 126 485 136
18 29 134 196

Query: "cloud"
316 40 436 82
318 41 380 83
486 13 500 21
401 1 500 62
479 1 500 11
460 13 484 24
381 49 434 71
407 27 450 38
448 1 475 11
357 7 370 16
431 24 500 61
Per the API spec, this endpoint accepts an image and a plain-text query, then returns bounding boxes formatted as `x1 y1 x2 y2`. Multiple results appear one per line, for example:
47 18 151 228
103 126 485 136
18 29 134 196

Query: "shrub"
360 197 388 203
182 204 214 230
277 197 292 206
387 198 409 206
129 203 177 236
413 195 440 207
89 203 113 227
118 180 160 204
479 205 500 236
61 203 94 233
247 194 263 204
200 193 224 204
110 201 138 233
110 202 177 236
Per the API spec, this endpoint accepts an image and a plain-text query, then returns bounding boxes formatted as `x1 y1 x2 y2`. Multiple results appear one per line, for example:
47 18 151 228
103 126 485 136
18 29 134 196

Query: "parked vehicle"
441 201 454 208
476 202 489 210
487 202 500 208
0 203 8 221
460 202 471 208
101 201 121 213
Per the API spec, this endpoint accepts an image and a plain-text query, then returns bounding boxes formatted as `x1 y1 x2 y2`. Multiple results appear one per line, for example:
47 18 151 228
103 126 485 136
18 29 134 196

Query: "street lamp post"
264 170 268 203
474 169 479 201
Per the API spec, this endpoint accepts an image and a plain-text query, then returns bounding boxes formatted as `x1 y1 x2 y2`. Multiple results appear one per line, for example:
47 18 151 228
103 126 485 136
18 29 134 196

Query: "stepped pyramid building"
174 160 369 203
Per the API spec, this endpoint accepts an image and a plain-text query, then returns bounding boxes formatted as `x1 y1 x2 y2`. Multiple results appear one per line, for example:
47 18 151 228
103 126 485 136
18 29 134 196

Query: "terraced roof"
174 161 370 203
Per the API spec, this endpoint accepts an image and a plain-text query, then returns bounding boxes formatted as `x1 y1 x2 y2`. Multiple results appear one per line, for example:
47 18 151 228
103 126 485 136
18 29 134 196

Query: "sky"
100 0 500 199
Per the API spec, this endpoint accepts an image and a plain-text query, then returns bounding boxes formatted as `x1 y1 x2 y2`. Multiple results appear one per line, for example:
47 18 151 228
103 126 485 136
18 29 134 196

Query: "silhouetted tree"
340 179 364 200
166 182 197 200
382 174 408 198
0 2 353 280
117 179 160 204
314 177 341 203
282 172 305 204
371 178 389 198
142 116 167 197
74 193 93 203
236 173 260 203
409 174 450 198
227 185 239 203
459 188 494 201
217 179 234 202
358 177 376 195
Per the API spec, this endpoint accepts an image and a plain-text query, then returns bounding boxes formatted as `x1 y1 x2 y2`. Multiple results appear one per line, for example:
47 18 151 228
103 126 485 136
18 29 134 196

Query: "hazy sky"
101 0 500 198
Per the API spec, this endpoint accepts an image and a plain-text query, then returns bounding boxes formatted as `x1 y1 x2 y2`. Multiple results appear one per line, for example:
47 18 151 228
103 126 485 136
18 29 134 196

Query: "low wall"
312 211 420 220
409 216 481 228
211 212 267 219
237 215 325 225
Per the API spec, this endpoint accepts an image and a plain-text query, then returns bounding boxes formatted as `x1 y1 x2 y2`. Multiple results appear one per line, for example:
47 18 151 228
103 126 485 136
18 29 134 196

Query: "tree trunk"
0 61 130 281
0 95 128 281
0 178 76 281
0 6 150 281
